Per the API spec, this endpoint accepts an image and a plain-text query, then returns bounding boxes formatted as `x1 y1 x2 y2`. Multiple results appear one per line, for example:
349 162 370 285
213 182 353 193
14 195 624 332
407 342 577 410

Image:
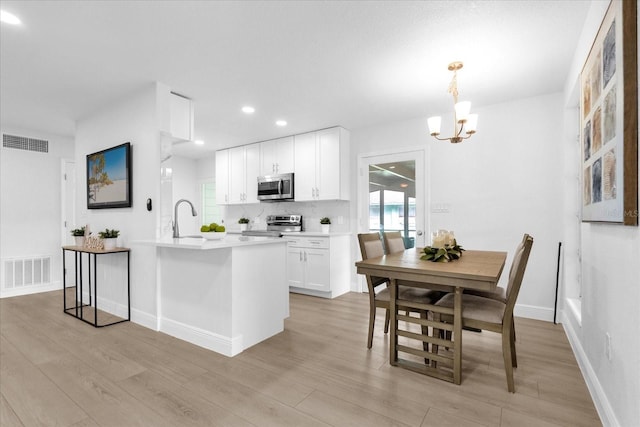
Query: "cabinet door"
275 136 295 173
244 143 260 204
169 93 193 141
316 127 341 200
215 149 229 205
304 249 331 292
294 132 317 201
260 139 278 176
287 247 305 288
228 146 246 204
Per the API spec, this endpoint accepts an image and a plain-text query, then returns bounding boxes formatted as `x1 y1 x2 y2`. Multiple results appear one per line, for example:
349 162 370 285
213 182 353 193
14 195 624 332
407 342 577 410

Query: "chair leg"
420 310 429 364
384 309 390 334
510 323 518 368
431 313 440 368
502 328 515 392
367 305 376 349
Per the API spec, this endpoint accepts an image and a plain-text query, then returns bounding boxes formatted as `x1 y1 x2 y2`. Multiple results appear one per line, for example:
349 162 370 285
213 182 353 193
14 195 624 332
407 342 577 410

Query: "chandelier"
427 61 478 143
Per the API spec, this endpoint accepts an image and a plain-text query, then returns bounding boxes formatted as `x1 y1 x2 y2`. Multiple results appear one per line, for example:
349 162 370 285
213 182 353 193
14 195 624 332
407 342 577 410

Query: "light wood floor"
1 290 600 427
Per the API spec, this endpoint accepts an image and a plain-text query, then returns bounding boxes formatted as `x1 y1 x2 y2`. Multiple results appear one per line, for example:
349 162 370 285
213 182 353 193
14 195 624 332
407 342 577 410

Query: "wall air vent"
2 134 49 153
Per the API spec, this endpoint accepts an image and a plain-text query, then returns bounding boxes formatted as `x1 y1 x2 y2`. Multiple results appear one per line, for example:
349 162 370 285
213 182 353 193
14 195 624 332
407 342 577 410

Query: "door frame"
356 147 430 291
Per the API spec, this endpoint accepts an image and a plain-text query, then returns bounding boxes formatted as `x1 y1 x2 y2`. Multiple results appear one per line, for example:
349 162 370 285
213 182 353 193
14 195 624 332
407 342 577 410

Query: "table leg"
389 278 398 366
93 253 98 327
62 249 66 312
453 286 463 385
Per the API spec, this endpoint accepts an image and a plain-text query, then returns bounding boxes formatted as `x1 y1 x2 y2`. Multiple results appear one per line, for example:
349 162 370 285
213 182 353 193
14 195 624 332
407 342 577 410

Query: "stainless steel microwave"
257 173 294 202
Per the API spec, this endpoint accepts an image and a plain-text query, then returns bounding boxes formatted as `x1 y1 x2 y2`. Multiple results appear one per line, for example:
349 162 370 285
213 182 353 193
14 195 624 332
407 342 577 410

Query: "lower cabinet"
285 234 350 298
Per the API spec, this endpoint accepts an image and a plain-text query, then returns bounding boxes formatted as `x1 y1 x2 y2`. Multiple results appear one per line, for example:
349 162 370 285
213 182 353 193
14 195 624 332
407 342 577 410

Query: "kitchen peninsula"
138 235 288 356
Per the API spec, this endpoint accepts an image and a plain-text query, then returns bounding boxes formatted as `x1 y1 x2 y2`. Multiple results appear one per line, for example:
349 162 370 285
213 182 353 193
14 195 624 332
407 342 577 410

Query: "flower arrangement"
70 226 86 237
320 217 331 225
238 217 250 224
421 240 465 262
98 228 120 239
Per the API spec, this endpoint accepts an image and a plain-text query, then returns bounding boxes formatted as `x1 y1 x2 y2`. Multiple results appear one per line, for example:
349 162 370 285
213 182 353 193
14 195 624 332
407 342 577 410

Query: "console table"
62 245 130 327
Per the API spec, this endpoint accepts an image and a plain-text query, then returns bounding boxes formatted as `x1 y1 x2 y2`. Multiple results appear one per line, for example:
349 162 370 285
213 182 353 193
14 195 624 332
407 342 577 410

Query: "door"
287 247 305 288
316 128 340 200
358 150 426 249
61 159 76 288
244 143 260 204
215 149 229 205
293 132 317 201
304 249 330 291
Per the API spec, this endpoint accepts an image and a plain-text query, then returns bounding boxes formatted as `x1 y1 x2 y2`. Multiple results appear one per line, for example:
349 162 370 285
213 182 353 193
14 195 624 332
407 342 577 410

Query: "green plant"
98 228 120 239
238 217 250 224
70 226 85 237
320 217 331 225
420 240 465 262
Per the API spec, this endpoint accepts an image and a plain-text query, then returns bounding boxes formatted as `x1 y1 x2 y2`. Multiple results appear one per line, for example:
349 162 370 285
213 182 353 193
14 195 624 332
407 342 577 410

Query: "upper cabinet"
228 144 260 204
169 93 194 141
216 126 350 205
215 149 230 205
260 136 294 176
294 127 350 201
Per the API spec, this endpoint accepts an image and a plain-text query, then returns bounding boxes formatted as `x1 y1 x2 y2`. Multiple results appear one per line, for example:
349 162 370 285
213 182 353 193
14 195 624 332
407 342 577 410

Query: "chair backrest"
357 233 388 291
383 231 406 254
504 234 534 317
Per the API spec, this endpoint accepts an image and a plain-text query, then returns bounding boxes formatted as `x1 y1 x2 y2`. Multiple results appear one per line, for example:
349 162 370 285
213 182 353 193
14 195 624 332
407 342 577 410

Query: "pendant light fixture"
428 62 478 143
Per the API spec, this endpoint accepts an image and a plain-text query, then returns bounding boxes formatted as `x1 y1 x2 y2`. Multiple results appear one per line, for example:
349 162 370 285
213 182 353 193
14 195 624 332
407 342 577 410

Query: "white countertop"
281 231 352 237
133 234 287 250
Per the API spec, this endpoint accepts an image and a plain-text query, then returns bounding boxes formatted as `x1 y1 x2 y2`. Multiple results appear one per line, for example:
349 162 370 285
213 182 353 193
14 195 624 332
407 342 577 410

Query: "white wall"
74 83 162 327
0 126 74 296
170 155 200 235
350 92 566 320
559 2 640 426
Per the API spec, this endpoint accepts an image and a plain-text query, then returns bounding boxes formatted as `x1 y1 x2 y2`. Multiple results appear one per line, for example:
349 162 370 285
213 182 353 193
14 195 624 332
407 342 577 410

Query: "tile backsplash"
222 200 351 233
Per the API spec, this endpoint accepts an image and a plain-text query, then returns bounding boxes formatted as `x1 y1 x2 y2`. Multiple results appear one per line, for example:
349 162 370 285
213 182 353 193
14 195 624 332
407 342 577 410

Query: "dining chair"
383 231 406 254
431 234 534 392
357 232 443 349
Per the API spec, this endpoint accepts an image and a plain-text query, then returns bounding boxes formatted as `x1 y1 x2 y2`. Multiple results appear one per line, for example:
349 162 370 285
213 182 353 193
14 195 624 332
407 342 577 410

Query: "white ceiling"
0 0 591 157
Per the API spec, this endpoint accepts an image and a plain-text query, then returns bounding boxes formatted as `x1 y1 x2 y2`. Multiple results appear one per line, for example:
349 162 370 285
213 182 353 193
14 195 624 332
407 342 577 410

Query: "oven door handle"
278 179 283 196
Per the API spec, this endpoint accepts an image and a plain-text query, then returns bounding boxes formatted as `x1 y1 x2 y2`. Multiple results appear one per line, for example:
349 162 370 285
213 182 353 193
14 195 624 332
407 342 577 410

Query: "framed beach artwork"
580 0 637 225
87 142 132 209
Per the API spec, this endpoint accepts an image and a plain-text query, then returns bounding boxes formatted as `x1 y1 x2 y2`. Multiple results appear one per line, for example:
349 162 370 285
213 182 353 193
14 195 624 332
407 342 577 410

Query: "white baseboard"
0 281 60 299
561 309 616 427
160 317 241 357
514 303 556 322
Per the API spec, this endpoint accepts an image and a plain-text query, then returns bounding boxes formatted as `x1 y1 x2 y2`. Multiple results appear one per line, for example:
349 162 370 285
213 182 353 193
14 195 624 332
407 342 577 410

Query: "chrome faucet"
173 199 197 238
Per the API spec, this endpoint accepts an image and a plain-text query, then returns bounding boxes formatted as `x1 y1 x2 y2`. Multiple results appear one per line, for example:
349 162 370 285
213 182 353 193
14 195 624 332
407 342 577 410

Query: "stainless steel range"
241 215 302 237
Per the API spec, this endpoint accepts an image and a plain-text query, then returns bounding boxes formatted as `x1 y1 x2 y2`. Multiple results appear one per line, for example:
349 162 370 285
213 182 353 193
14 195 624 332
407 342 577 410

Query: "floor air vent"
2 256 51 289
2 134 49 153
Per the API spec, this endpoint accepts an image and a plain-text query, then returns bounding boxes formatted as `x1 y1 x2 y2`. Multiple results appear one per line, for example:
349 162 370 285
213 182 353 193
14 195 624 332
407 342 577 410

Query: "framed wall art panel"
580 0 637 225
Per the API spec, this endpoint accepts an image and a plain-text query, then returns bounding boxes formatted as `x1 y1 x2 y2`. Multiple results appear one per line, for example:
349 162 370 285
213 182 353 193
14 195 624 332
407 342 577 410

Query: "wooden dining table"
356 247 507 384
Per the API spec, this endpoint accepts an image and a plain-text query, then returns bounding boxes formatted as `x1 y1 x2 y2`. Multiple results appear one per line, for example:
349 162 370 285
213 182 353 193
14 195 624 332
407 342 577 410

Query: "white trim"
514 303 555 322
0 281 60 299
561 309 616 427
160 316 241 357
131 309 157 331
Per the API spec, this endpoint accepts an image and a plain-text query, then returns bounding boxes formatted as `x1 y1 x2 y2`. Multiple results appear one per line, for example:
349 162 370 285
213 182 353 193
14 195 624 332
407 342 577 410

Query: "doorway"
358 149 427 247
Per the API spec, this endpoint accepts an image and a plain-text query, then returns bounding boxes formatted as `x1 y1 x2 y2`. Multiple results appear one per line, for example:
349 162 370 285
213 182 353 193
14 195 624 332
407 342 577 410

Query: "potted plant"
320 217 331 234
238 217 250 232
98 228 120 250
70 226 86 247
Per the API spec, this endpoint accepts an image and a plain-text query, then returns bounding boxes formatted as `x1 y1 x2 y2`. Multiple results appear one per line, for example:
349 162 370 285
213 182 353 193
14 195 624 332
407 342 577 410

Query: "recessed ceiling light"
276 120 287 127
242 106 255 114
389 166 396 169
194 140 204 145
0 10 21 25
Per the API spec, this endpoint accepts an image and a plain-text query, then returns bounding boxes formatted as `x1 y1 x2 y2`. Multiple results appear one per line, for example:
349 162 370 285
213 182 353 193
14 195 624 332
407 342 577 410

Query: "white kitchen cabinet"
294 127 350 201
229 144 260 204
260 136 294 176
285 234 350 298
215 149 229 205
169 93 194 141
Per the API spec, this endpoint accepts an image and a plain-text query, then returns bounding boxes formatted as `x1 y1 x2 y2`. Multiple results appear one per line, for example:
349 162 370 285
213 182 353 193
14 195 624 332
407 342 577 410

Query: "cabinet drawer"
286 236 329 249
